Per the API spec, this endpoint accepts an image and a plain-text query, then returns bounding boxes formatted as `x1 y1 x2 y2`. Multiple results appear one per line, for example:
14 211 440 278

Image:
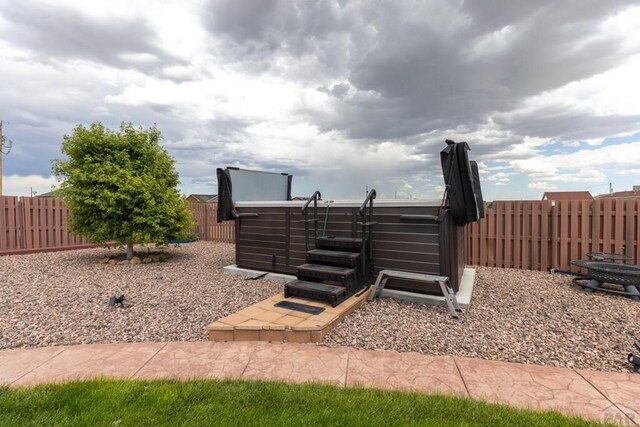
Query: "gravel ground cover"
1 242 639 372
0 242 281 348
326 267 640 373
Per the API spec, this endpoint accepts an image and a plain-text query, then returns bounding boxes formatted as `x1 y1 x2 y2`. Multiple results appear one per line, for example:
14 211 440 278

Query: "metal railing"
359 189 377 219
301 191 321 251
358 189 377 280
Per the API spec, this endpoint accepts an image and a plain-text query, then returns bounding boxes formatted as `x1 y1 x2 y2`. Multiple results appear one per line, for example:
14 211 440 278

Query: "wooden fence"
188 201 235 243
4 196 640 272
467 199 640 271
0 196 91 253
0 196 235 254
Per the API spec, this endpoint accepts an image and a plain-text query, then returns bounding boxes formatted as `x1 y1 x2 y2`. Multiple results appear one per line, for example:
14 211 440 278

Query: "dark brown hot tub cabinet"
233 200 466 295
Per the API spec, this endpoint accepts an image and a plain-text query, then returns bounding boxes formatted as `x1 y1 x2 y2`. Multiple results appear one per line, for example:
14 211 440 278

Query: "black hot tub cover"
216 168 234 223
440 140 485 226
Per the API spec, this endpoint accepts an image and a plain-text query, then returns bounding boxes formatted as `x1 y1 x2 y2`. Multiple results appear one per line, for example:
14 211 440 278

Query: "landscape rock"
0 242 281 353
1 242 638 373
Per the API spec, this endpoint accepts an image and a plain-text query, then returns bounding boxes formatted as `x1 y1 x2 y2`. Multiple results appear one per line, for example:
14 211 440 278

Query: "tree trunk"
126 244 134 260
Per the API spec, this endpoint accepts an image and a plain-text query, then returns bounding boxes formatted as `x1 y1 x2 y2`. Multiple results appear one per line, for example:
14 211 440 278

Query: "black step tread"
285 279 345 296
316 236 364 252
297 263 355 276
307 249 360 260
317 236 362 244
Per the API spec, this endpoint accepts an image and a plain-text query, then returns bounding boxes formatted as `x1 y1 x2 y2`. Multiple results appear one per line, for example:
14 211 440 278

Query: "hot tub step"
296 263 356 287
316 236 363 252
284 279 347 307
307 249 360 268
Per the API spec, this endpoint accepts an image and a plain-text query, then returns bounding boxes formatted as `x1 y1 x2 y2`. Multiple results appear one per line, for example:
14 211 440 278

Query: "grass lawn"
0 378 610 426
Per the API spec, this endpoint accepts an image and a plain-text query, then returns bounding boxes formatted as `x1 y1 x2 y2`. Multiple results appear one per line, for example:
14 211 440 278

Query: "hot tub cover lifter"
440 140 485 226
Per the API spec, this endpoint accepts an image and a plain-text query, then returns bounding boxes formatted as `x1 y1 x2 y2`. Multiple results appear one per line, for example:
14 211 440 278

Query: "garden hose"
322 201 333 236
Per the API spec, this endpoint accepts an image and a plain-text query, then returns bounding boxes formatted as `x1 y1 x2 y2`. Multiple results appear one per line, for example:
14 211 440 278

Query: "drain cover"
274 301 325 315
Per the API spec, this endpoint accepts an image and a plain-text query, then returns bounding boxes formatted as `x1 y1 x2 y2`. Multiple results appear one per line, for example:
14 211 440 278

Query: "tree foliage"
52 122 194 255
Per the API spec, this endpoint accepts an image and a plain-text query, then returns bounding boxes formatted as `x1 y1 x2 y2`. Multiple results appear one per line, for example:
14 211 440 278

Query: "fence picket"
548 202 557 270
479 213 487 266
615 199 625 255
503 201 512 268
569 201 579 264
631 200 640 264
529 202 538 270
602 199 612 254
513 201 522 269
559 201 569 270
8 196 17 249
635 200 640 264
493 203 504 267
0 196 9 250
580 200 590 260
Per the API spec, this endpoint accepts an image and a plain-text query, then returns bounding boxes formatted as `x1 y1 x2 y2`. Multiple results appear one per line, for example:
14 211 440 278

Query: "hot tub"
232 199 466 294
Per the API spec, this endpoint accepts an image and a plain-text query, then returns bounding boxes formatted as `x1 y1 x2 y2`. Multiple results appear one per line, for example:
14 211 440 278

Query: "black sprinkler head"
628 353 640 368
108 295 125 307
634 341 640 352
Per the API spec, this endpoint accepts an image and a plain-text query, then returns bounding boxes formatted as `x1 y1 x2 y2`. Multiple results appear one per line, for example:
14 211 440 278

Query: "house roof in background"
595 190 640 199
542 191 593 201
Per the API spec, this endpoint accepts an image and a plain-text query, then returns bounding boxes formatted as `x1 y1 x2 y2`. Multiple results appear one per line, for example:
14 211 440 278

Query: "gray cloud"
334 1 634 140
496 109 640 142
205 0 280 43
2 0 640 200
202 0 638 145
0 2 185 75
202 0 370 78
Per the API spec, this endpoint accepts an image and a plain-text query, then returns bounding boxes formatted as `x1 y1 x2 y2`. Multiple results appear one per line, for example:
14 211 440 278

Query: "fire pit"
585 252 632 263
570 259 640 300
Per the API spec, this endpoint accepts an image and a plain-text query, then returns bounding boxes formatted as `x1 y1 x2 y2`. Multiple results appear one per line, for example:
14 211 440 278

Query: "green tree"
52 122 195 260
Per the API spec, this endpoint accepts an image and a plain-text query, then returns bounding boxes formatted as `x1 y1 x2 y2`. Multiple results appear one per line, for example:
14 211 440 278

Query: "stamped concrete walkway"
1 342 638 425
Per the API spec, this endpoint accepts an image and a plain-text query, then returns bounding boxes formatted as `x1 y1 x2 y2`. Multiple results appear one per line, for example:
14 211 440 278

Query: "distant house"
595 185 640 199
542 191 593 201
35 191 54 197
186 194 217 203
291 196 309 201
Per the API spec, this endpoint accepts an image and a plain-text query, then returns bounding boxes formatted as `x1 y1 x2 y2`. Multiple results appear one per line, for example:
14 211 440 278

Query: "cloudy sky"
1 0 640 201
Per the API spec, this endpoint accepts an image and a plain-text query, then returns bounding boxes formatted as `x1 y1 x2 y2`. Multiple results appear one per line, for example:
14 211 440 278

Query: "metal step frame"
368 269 463 318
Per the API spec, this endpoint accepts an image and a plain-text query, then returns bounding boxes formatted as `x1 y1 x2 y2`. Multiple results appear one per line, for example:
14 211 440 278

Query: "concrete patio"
1 342 638 425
